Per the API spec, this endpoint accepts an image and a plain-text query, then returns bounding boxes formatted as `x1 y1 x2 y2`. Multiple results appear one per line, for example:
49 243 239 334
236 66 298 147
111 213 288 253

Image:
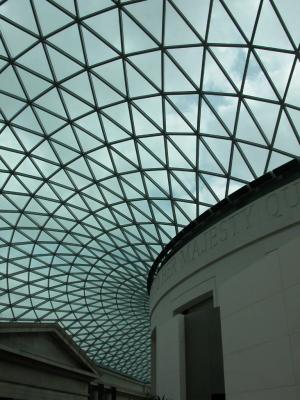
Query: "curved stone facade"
150 175 300 400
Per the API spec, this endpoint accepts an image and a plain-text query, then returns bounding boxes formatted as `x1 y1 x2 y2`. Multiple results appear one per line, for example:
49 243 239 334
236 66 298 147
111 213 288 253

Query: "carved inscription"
151 180 300 293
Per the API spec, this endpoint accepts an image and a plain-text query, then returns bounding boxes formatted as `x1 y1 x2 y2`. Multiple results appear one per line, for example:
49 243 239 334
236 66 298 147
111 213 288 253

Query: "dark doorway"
184 297 225 399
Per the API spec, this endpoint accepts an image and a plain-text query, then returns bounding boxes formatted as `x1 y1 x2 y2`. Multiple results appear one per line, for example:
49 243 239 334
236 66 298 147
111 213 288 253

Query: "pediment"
0 323 97 376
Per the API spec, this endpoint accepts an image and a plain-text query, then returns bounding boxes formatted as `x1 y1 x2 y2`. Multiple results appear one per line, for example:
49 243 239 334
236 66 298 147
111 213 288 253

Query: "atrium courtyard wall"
150 167 300 400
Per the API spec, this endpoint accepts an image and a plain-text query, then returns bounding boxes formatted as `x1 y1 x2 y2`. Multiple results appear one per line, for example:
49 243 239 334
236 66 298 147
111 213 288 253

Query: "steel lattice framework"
0 0 299 382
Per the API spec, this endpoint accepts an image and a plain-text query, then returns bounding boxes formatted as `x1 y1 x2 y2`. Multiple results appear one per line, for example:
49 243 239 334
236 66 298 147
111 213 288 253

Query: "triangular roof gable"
0 322 97 377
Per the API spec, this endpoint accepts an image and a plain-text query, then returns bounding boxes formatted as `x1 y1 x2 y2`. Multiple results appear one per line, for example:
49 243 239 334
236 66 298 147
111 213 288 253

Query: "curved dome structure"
0 0 299 382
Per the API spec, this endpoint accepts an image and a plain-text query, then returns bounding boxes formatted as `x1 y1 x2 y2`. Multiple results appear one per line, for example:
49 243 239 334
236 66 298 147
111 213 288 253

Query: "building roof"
0 0 299 382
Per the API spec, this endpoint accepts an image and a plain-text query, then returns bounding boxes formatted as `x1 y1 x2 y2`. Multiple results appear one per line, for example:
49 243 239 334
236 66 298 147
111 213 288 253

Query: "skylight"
0 0 299 382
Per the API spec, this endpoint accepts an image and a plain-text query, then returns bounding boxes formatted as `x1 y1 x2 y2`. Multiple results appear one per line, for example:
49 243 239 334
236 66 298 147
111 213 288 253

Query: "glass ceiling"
0 0 299 382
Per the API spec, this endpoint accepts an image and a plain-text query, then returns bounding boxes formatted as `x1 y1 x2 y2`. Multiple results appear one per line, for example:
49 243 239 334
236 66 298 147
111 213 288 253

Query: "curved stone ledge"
150 176 300 313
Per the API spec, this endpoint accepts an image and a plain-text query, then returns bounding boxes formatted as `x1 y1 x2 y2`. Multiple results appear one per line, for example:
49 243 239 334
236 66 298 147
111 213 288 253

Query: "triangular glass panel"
1 20 37 57
198 177 217 204
102 116 130 142
246 99 280 143
61 91 92 119
132 107 160 135
208 0 245 44
200 99 230 137
243 54 277 101
126 63 157 97
33 159 59 177
87 159 112 180
34 108 65 133
239 143 268 176
203 53 235 93
173 170 196 197
52 0 75 14
0 93 25 119
0 127 23 150
68 157 91 178
236 102 266 145
20 176 43 193
91 75 124 107
268 151 293 171
1 0 38 33
148 170 170 194
133 97 163 128
206 95 238 131
254 1 293 50
123 173 145 194
164 55 195 92
167 139 192 168
93 60 126 94
50 169 73 188
113 150 138 174
198 140 223 173
32 140 57 162
62 72 94 104
140 136 165 164
0 66 25 97
171 135 196 166
53 142 78 164
16 157 41 178
104 103 132 132
122 13 157 53
75 129 102 153
88 146 114 170
256 50 294 98
228 179 246 195
224 0 260 40
287 107 300 135
34 0 72 35
1 150 24 169
165 102 194 132
138 144 163 169
13 107 42 133
48 24 84 62
36 88 66 117
211 46 247 90
128 51 161 88
202 174 227 200
47 46 82 81
82 27 117 66
168 95 198 128
286 61 300 108
274 0 300 46
17 44 52 79
174 202 191 225
17 68 52 99
172 0 209 38
203 137 231 171
52 125 79 150
231 145 254 181
77 0 111 17
75 112 104 139
274 112 300 155
112 139 138 165
165 2 200 46
125 0 163 41
85 9 121 51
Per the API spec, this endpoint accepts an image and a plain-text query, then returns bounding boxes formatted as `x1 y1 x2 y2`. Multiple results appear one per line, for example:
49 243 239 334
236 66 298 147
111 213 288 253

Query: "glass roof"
0 0 299 382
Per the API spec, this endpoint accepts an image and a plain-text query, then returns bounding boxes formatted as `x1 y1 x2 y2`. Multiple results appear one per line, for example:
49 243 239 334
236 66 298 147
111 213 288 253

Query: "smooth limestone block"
224 336 295 394
221 292 288 355
284 282 300 335
279 237 300 289
225 386 298 400
220 251 281 318
290 331 300 385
